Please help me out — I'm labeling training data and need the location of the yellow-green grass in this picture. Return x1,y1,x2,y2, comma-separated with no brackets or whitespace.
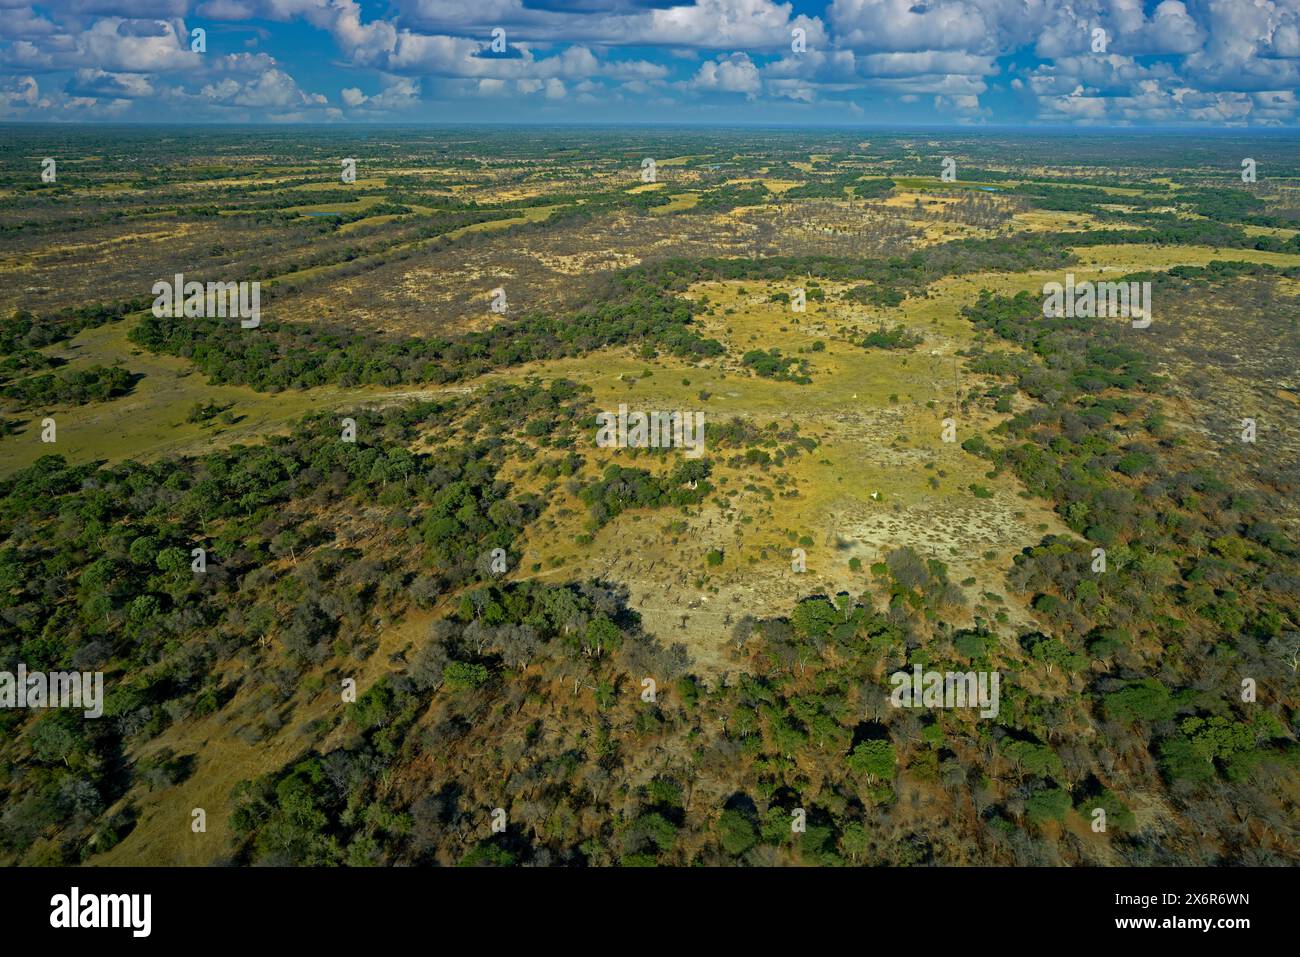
760,179,803,194
282,177,387,191
284,195,387,216
0,317,453,479
492,278,1070,664
722,176,802,195
890,176,1158,198
1070,243,1300,271
83,182,144,193
174,170,318,190
1034,181,1153,197
1011,209,1112,233
889,176,1008,191
337,213,407,233
1243,224,1299,240
650,192,701,214
444,204,561,238
875,246,1300,330
91,607,438,865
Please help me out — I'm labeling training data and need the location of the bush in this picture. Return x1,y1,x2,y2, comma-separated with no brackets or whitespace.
1025,787,1071,826
443,661,490,691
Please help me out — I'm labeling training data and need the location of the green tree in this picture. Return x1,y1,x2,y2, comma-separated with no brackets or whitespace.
717,809,757,856
1025,787,1071,826
847,739,896,783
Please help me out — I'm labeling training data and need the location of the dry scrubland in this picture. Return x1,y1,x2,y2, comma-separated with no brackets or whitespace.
505,277,1071,671
6,159,1300,670
2,128,1298,867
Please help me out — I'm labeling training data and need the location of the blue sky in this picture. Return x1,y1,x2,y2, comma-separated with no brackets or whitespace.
2,1,1298,126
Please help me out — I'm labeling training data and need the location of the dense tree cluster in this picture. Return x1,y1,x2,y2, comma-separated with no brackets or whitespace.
1,364,136,410
2,126,1298,867
742,348,812,384
130,271,723,392
0,382,602,863
860,324,923,350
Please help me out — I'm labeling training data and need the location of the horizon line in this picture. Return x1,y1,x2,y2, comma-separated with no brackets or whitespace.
1,120,1298,135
